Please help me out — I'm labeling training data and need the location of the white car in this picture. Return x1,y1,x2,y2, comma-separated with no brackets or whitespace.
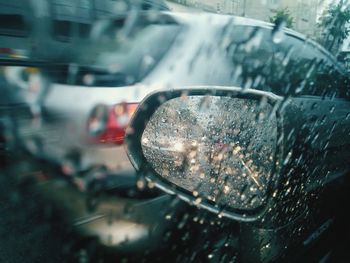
11,11,253,177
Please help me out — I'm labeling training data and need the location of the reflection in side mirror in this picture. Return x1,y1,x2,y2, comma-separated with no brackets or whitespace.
127,86,350,225
141,96,277,211
126,88,284,221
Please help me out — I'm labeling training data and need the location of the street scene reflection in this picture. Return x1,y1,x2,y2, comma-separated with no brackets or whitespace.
1,0,350,262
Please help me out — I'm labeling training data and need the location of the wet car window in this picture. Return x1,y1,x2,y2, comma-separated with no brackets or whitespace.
218,24,350,98
46,23,180,86
1,1,350,263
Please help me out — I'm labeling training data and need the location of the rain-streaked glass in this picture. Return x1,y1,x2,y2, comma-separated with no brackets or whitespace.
141,96,277,210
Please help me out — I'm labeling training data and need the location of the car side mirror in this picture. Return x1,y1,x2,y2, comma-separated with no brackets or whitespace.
125,87,350,223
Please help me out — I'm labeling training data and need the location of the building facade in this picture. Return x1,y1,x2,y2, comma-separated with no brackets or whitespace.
171,0,327,38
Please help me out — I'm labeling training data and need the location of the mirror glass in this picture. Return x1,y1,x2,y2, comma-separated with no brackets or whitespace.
141,95,277,210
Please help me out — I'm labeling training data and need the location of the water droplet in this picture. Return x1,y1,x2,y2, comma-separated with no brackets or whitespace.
147,181,155,189
136,178,146,189
194,197,202,205
223,185,230,194
272,20,286,44
165,214,172,220
346,113,350,120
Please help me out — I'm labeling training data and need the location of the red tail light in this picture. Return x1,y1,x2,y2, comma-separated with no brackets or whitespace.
0,47,28,59
87,102,138,145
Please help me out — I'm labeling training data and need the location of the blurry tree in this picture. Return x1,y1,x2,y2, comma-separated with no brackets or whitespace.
318,0,350,53
269,8,295,29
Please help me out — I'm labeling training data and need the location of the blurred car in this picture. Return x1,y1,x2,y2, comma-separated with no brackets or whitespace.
19,10,350,176
124,14,350,263
0,0,170,174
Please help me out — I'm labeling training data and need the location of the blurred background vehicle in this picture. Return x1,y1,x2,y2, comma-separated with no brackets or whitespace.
0,0,171,174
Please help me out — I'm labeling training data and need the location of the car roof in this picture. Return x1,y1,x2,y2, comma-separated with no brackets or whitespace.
167,11,345,74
